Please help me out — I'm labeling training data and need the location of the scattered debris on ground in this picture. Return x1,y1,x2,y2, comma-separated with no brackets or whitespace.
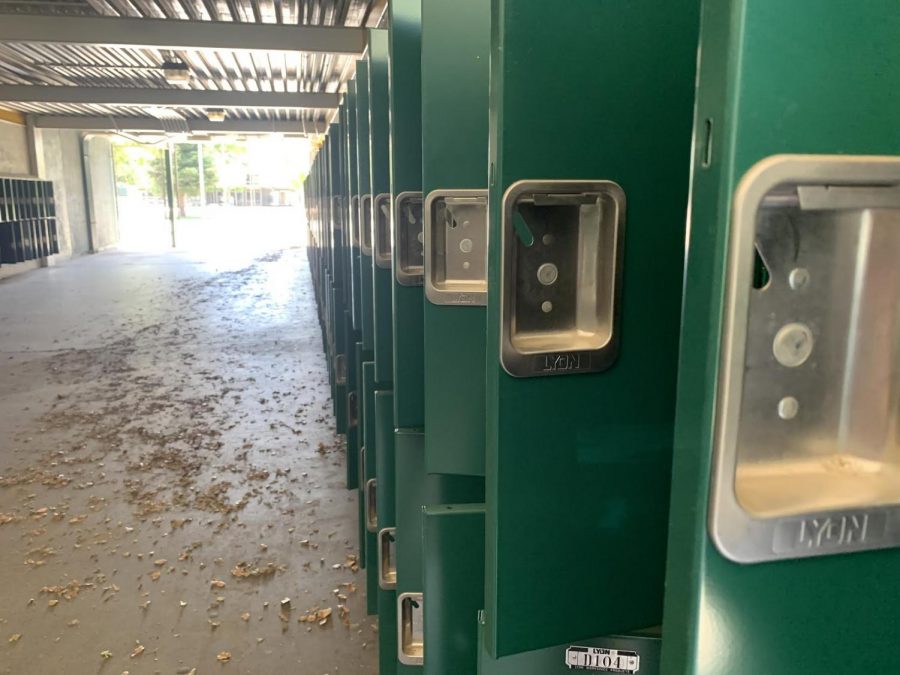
0,249,377,674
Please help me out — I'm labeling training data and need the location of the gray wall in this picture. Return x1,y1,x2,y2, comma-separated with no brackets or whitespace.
0,119,41,280
38,128,90,256
84,136,119,251
0,123,119,279
0,119,28,175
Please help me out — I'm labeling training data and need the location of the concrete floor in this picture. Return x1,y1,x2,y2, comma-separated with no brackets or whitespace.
0,244,377,674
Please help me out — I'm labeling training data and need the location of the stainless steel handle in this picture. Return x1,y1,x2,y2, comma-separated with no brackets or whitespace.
373,192,393,269
347,390,358,428
350,195,360,247
395,191,424,286
331,195,344,231
378,527,396,590
334,353,346,386
397,592,424,665
423,189,489,306
365,478,377,533
499,179,626,378
359,194,373,256
359,445,366,486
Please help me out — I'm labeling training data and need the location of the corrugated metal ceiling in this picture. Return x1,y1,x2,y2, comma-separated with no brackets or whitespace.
0,0,382,129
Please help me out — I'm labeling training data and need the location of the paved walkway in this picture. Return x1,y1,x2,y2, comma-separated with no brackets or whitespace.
0,243,376,674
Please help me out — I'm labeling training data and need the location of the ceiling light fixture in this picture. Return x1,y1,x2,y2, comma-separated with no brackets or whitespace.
161,60,191,85
206,109,226,123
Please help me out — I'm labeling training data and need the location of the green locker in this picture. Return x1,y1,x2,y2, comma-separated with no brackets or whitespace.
484,0,700,657
362,360,378,616
414,0,493,670
356,55,378,597
479,626,661,675
389,0,426,430
375,391,398,675
344,314,359,491
329,115,349,436
368,28,394,389
423,505,486,675
355,344,365,566
421,0,490,478
356,59,375,354
344,83,362,493
394,0,496,672
346,78,364,335
395,433,484,671
662,4,900,674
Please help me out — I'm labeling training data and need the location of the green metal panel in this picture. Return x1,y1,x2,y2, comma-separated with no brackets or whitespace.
380,587,399,675
395,433,486,590
344,321,359,490
353,344,364,556
356,59,375,352
484,0,699,656
661,4,900,674
420,0,490,477
346,79,363,333
389,0,425,428
368,28,394,387
395,433,485,673
479,626,661,675
423,504,485,675
362,361,378,615
332,114,349,436
375,390,397,526
332,287,347,435
375,390,398,675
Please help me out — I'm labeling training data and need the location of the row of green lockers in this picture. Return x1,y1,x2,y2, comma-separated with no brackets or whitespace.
0,177,61,264
305,1,900,674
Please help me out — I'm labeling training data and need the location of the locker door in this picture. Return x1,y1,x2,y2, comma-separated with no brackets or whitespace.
484,0,700,657
662,4,900,674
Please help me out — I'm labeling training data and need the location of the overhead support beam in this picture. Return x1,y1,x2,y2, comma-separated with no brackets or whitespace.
32,114,328,135
0,85,339,110
0,14,367,55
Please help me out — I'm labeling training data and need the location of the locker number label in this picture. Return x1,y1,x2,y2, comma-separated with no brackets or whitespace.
565,646,640,673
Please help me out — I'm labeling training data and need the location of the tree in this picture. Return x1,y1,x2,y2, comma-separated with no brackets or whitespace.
113,142,161,191
147,144,218,217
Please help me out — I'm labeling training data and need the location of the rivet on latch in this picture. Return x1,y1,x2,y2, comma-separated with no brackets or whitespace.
788,268,810,290
537,263,558,286
778,396,799,420
541,301,553,313
459,238,473,253
772,322,814,367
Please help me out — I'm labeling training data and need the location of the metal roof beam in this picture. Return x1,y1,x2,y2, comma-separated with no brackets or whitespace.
33,114,327,134
0,84,339,109
0,14,367,55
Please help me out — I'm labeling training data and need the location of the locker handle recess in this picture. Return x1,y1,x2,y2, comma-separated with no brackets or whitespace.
500,180,626,377
347,391,358,428
359,446,366,504
378,527,396,589
334,353,347,386
710,154,900,564
397,592,424,665
365,478,377,533
374,193,393,269
331,195,344,231
395,191,424,286
360,194,373,256
424,189,489,306
350,195,360,247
